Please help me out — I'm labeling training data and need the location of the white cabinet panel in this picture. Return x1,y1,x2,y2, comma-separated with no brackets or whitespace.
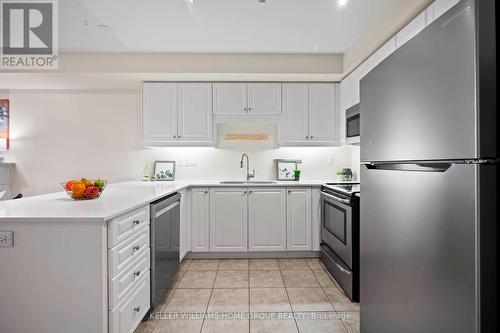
109,272,150,333
309,84,337,142
426,0,461,25
210,188,248,252
247,83,282,114
286,188,312,251
108,206,149,248
248,188,286,252
311,188,322,252
282,83,309,143
177,83,212,142
191,188,210,252
213,83,247,114
142,83,177,144
358,37,397,82
396,11,427,48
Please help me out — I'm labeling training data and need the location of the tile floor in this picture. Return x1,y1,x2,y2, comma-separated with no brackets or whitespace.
135,258,360,333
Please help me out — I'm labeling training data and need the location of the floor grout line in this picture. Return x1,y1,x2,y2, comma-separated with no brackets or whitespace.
278,259,302,333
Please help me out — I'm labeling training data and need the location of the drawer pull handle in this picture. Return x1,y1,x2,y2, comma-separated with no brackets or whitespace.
133,270,141,277
133,220,140,225
133,306,141,313
132,245,140,252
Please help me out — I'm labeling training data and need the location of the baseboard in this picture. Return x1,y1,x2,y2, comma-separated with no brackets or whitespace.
185,251,321,259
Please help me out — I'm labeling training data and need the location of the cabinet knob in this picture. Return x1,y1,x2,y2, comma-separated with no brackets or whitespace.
306,136,309,139
133,245,140,252
288,190,291,194
310,136,314,139
244,191,248,194
133,220,140,225
248,107,251,111
173,135,176,138
178,135,181,138
204,190,208,194
133,270,141,277
248,190,253,194
133,306,141,313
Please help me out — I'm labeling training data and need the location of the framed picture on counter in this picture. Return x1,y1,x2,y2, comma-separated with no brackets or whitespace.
275,159,302,181
154,161,175,181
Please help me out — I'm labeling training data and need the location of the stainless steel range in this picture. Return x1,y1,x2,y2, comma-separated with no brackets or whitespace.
320,183,360,302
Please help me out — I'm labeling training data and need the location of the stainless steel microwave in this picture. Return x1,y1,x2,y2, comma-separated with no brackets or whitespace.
345,104,360,145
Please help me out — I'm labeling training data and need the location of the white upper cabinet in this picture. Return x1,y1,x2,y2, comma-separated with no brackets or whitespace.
143,83,177,144
248,188,286,252
213,83,282,115
282,83,309,142
191,188,210,253
309,84,337,142
213,83,247,114
247,83,282,114
358,37,397,82
396,11,427,48
286,188,312,251
209,188,248,252
177,83,212,142
142,82,213,146
426,0,461,25
282,83,338,146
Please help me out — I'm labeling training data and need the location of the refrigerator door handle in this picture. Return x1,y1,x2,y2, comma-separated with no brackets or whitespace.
364,162,452,172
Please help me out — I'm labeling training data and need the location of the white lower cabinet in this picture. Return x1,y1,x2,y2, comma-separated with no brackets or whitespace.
286,188,312,251
210,188,248,252
248,188,286,251
109,271,151,333
191,188,210,252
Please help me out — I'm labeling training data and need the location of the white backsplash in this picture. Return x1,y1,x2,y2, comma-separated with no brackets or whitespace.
3,91,360,196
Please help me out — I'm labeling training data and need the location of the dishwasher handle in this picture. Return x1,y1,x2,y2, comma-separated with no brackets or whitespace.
155,201,180,218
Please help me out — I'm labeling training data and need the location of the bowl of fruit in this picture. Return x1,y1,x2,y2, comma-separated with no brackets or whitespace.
61,178,107,200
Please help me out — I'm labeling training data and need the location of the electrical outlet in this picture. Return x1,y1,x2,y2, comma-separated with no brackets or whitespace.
327,156,335,166
0,231,14,247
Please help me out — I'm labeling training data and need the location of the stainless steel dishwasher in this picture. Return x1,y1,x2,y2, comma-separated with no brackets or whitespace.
150,192,181,310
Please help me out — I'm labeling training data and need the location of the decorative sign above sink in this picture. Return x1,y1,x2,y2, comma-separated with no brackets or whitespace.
217,123,278,148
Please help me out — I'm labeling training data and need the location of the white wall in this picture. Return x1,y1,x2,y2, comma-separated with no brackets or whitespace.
3,91,359,197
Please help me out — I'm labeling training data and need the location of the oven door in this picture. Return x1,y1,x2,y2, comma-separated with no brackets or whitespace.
321,191,352,268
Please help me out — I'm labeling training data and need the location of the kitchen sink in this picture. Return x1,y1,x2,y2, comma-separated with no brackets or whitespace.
220,180,276,184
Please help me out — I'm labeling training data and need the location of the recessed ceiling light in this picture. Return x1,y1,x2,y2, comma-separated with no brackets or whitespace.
258,0,266,3
337,0,348,6
97,24,113,33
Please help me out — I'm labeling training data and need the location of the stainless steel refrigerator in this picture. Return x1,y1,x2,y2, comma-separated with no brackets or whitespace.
360,0,497,332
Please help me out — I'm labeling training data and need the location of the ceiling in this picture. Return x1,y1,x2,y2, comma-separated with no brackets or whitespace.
59,0,396,54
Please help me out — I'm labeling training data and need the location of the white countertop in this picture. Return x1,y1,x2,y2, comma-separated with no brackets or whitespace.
0,180,328,221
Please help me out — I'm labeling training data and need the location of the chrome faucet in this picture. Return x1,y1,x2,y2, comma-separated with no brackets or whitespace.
240,153,255,181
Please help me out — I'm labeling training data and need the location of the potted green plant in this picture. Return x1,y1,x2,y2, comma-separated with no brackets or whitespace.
336,168,353,182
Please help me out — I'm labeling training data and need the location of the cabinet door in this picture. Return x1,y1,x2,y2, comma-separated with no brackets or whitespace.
248,188,286,251
210,188,248,252
358,37,397,82
426,0,461,25
191,188,210,252
213,83,247,114
177,83,213,142
309,84,337,142
142,83,177,144
282,83,309,143
396,11,427,48
247,83,282,114
287,188,312,251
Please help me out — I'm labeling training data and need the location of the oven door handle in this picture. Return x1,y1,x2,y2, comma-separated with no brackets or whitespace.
321,191,351,205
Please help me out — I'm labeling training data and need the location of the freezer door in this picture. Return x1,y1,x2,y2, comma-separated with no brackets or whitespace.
360,163,477,333
360,0,478,162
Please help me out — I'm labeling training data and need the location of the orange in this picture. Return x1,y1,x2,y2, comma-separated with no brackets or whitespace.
71,182,86,198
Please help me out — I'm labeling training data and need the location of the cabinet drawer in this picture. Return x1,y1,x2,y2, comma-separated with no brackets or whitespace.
109,226,150,278
109,271,150,333
108,206,150,248
109,249,150,309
